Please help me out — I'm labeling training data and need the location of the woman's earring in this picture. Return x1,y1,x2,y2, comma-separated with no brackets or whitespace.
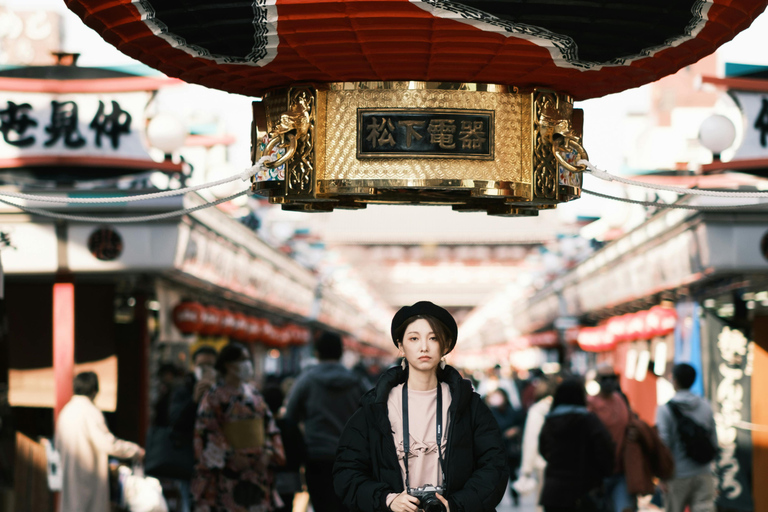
439,357,446,370
401,358,408,370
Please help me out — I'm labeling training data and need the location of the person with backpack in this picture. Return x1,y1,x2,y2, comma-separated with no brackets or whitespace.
655,363,718,512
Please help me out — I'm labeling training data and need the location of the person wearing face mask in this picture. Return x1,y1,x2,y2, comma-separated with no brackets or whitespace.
333,301,508,512
151,346,218,512
192,343,286,512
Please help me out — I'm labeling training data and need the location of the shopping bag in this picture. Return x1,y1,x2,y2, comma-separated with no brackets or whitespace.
120,464,169,512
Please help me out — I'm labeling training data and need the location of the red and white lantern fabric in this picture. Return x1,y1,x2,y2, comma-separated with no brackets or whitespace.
232,313,250,340
577,325,616,353
218,310,237,337
199,306,223,336
172,301,205,334
65,0,767,100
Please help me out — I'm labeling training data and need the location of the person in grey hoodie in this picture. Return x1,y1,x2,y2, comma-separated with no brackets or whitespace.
285,330,368,512
656,363,718,512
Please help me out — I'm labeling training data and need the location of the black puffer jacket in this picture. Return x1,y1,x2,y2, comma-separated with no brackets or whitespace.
538,406,614,509
333,365,508,512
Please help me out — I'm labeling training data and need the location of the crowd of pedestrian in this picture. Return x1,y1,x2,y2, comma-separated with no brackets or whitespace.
49,301,719,512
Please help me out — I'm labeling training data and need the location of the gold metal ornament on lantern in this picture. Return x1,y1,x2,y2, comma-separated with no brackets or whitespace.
251,82,586,216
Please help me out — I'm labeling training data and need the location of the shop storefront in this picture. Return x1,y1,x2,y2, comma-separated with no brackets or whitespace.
0,63,391,448
513,201,768,510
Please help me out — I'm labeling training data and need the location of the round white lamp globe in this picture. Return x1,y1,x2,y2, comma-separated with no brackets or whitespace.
698,114,736,156
146,114,187,155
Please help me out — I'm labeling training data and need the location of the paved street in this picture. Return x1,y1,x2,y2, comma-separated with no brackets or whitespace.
497,486,538,512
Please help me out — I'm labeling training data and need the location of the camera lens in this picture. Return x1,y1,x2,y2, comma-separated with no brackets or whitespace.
422,497,445,512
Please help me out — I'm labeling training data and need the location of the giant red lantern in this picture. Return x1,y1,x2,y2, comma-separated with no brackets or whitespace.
172,301,205,334
64,0,766,100
65,0,767,215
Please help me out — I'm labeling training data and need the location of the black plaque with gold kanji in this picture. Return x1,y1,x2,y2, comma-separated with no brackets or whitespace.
357,109,494,159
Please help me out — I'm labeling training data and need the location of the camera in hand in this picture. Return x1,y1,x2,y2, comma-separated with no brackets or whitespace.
408,485,446,512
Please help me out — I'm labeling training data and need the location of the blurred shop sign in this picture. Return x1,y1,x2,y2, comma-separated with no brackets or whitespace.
0,222,179,274
706,312,754,510
9,355,118,411
0,9,61,66
731,90,768,160
175,223,315,317
0,90,152,165
577,230,698,314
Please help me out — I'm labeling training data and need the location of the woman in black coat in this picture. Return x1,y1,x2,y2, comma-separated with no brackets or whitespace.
538,378,614,512
333,301,508,512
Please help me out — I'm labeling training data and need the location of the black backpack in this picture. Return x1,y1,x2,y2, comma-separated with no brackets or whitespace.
667,401,718,464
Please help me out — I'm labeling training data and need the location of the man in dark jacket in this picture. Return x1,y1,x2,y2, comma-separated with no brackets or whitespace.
539,377,615,511
165,345,217,512
285,331,367,512
333,364,509,512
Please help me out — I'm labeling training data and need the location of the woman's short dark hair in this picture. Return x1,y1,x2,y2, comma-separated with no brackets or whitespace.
73,371,99,396
672,363,697,389
392,314,452,356
551,377,587,409
215,343,249,375
192,345,218,364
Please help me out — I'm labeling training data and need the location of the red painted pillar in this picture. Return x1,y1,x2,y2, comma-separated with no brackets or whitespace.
53,283,75,423
136,293,150,446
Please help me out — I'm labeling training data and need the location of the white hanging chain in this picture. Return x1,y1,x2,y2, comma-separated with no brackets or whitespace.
0,156,271,204
0,190,248,223
582,189,768,211
581,160,768,198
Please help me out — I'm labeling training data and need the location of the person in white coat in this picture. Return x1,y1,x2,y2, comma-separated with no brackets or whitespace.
55,371,144,512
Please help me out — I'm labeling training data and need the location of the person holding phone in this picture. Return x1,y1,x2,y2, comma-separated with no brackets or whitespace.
333,301,508,512
165,346,218,512
192,343,286,512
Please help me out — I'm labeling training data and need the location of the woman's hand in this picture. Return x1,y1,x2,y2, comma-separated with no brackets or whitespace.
435,493,450,512
389,491,420,512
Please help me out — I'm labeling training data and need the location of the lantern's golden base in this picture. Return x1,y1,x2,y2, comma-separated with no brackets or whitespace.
251,82,583,216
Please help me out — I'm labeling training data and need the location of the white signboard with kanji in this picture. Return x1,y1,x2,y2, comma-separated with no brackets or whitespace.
730,90,768,160
0,91,152,163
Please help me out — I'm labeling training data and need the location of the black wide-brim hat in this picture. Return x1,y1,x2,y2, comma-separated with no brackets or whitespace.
391,301,458,353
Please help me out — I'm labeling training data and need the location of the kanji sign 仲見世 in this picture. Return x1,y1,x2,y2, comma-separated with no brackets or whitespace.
0,99,131,149
0,91,151,165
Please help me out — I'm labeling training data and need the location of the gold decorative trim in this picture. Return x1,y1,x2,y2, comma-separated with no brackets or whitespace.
251,82,582,215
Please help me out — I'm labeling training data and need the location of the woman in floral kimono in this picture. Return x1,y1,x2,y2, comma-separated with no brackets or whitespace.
192,343,285,512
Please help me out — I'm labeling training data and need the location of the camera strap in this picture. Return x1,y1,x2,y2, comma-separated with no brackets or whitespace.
402,381,446,491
